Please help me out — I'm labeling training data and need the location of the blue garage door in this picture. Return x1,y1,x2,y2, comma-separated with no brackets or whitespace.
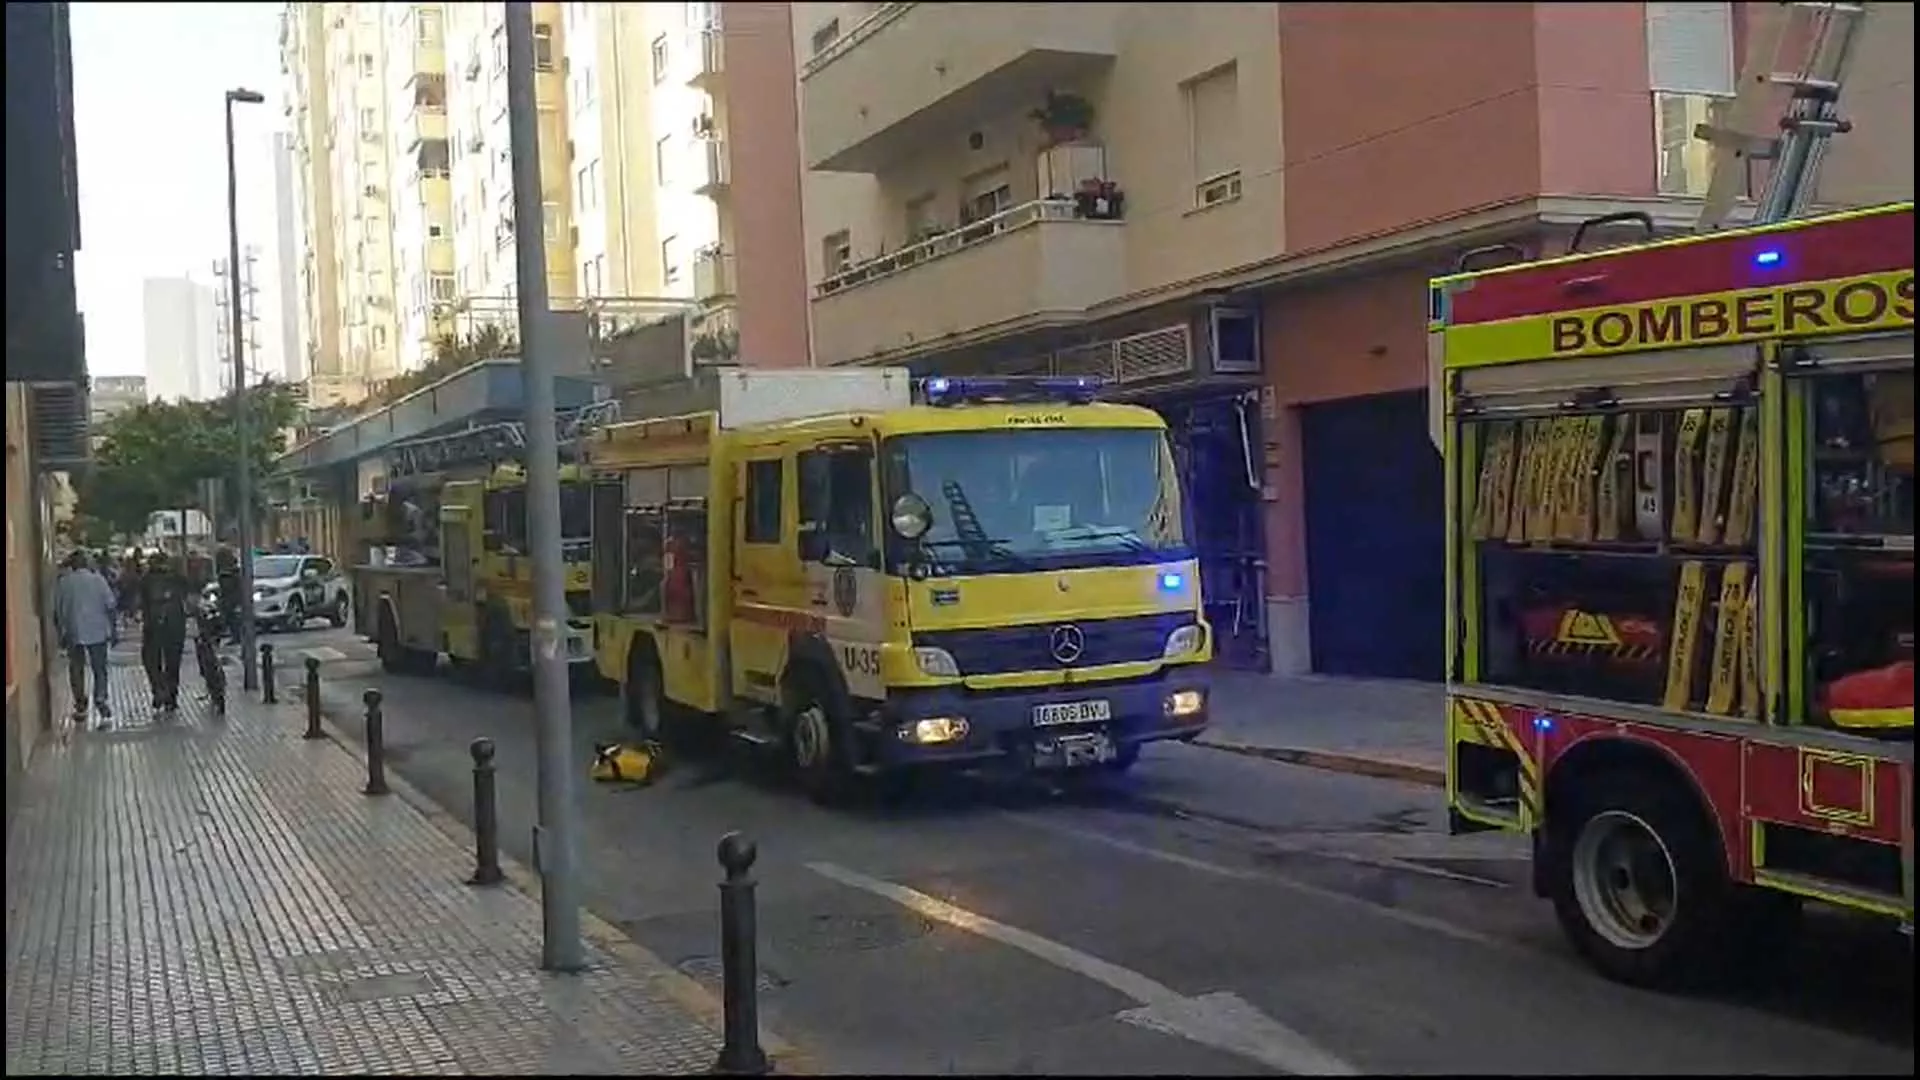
1301,391,1445,680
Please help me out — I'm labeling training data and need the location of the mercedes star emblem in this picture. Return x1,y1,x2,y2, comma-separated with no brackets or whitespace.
1049,624,1085,665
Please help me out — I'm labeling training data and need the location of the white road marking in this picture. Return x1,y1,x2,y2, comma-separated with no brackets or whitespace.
301,646,348,663
805,860,1358,1076
1002,812,1513,952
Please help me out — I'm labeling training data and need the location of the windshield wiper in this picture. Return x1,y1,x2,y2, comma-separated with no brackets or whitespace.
1041,525,1156,554
919,536,1036,570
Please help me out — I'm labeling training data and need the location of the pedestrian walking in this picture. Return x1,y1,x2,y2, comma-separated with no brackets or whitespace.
138,552,193,712
52,549,118,728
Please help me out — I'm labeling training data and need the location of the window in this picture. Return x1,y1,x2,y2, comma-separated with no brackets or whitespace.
798,448,877,566
533,23,557,72
744,460,784,544
358,53,375,77
651,34,670,83
1647,3,1735,197
429,272,456,303
822,230,852,276
661,234,682,285
544,201,563,243
905,193,938,239
581,65,595,105
428,221,445,238
687,2,717,30
581,258,601,297
1186,64,1242,205
961,165,1011,225
810,18,841,55
654,136,673,185
417,8,442,44
372,325,387,349
359,106,376,130
594,254,607,294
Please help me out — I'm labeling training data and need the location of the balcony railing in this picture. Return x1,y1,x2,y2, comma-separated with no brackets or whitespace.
802,3,915,79
814,197,1118,298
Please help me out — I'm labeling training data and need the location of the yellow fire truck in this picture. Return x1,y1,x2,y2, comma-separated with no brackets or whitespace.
1432,199,1914,986
355,408,611,680
586,369,1212,800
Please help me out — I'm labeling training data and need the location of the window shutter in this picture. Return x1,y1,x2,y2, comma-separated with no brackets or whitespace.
1646,2,1734,95
1189,67,1241,181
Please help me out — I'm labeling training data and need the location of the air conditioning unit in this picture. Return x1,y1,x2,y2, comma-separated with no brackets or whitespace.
1197,172,1242,208
32,382,90,470
692,114,716,138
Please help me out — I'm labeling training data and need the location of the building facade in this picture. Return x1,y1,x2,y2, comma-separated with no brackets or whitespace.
271,132,306,385
794,1,1914,679
281,2,348,406
88,375,148,434
384,2,455,372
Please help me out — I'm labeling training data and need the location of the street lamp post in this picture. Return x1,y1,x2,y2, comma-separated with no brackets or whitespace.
225,86,266,691
504,2,584,972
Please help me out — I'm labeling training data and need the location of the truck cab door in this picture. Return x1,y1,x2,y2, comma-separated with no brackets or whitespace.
441,481,481,661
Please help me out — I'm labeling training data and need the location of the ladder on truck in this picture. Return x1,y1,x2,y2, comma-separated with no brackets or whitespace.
1695,0,1875,231
385,398,622,480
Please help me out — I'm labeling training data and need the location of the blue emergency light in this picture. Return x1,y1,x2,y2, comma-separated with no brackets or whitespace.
921,375,1104,407
1753,248,1784,268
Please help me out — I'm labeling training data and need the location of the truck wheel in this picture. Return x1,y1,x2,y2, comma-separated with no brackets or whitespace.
377,605,405,674
1549,773,1733,988
786,669,855,805
624,648,680,745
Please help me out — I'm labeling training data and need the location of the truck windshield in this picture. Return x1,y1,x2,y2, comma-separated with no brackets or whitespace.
884,427,1187,573
560,481,593,541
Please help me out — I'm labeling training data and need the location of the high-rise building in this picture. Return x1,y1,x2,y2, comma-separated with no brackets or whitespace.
281,3,347,406
140,277,218,403
384,3,455,373
325,3,401,389
271,131,305,385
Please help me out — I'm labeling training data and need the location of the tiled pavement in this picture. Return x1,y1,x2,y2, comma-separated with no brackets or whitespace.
4,643,727,1076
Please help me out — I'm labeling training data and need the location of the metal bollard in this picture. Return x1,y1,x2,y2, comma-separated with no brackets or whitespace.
467,738,504,887
260,642,277,704
303,657,324,740
362,688,390,796
713,832,769,1076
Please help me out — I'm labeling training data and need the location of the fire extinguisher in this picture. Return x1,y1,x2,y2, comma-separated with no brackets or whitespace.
662,528,695,623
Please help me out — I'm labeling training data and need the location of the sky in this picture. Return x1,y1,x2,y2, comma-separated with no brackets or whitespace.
71,2,288,381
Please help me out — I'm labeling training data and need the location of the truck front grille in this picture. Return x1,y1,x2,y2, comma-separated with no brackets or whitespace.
913,612,1186,676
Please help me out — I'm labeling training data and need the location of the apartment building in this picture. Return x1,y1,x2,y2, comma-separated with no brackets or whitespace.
140,277,219,403
326,4,402,388
443,1,575,313
384,2,455,372
793,1,1913,680
280,3,346,406
556,3,810,374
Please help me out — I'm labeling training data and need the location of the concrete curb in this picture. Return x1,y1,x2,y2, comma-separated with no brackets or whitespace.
282,680,815,1075
1195,735,1446,789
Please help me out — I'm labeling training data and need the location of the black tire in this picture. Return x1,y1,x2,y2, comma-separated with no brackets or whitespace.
784,666,857,805
623,644,675,743
281,596,306,632
481,607,518,688
377,604,406,674
327,593,349,628
1547,771,1735,989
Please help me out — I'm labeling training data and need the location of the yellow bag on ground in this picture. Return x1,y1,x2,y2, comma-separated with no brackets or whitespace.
590,741,664,785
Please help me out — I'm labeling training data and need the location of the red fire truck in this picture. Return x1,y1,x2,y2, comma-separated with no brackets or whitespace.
1430,198,1912,986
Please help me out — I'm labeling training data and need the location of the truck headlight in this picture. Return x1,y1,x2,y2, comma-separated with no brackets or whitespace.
912,646,960,678
1162,624,1205,659
899,716,969,745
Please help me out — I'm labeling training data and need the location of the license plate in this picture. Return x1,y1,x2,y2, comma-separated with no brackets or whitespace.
1032,699,1111,727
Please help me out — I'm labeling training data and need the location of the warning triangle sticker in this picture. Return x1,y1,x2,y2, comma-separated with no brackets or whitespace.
1557,610,1622,647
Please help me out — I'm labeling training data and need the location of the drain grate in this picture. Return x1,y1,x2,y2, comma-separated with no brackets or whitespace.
326,970,443,1004
675,955,786,992
764,909,938,955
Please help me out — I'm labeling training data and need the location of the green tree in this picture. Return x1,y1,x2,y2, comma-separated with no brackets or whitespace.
77,381,302,542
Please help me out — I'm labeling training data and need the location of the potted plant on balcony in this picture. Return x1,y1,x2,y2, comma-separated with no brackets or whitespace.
1029,89,1095,146
690,325,741,366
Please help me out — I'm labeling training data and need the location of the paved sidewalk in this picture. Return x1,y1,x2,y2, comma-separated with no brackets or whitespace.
1198,672,1446,786
4,643,729,1076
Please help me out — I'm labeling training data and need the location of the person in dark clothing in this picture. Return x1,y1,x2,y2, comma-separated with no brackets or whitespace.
139,553,193,711
214,546,244,641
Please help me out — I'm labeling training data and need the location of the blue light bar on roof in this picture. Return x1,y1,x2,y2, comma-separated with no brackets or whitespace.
921,375,1104,407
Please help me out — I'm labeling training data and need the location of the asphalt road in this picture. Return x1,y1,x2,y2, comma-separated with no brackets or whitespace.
298,630,1913,1076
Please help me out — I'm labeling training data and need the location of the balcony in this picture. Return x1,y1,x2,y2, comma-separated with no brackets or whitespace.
811,198,1124,364
685,27,722,89
693,245,735,304
801,2,1119,173
691,138,730,197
